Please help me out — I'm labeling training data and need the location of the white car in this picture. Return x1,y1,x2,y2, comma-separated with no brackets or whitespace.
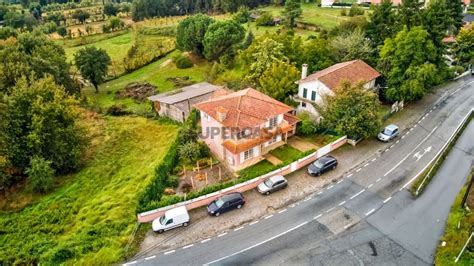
378,124,399,142
152,206,189,233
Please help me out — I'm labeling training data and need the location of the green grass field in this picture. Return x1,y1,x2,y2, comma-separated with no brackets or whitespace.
0,116,179,264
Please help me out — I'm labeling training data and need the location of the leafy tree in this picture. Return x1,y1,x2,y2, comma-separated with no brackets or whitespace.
104,2,118,17
330,29,373,63
445,0,464,33
0,5,8,21
0,32,75,94
46,12,65,26
176,14,215,57
0,27,17,40
257,60,300,103
398,0,423,29
255,11,274,26
4,11,25,29
328,16,368,37
72,9,90,24
348,4,364,17
283,0,302,28
301,37,334,73
203,20,245,61
57,26,68,38
453,27,474,65
26,157,54,193
74,47,111,93
365,0,398,49
240,37,287,84
379,26,440,101
317,82,382,139
421,0,450,59
178,142,202,162
2,76,88,173
233,6,250,24
296,112,318,136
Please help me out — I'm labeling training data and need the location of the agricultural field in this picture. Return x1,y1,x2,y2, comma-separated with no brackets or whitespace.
0,116,179,264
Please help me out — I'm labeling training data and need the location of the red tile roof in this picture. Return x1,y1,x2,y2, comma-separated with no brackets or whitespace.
298,60,380,90
195,88,293,130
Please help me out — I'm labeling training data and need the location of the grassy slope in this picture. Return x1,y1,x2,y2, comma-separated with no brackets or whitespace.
0,116,179,264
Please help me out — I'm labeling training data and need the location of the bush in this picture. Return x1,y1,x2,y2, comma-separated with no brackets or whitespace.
233,6,250,24
173,54,193,69
167,175,179,188
26,157,54,193
340,9,347,16
178,142,202,162
106,104,130,116
256,12,274,26
297,112,318,135
348,4,365,17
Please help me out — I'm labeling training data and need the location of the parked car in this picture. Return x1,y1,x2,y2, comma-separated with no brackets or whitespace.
307,155,338,176
378,124,399,142
257,175,288,195
207,192,245,217
152,206,189,233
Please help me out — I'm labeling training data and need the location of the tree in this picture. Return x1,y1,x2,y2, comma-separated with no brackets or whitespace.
0,27,17,40
348,4,364,17
445,0,464,33
257,60,300,103
283,0,302,28
330,29,373,63
57,26,68,38
365,0,398,49
296,112,318,136
453,27,474,65
104,2,118,17
74,47,111,93
379,26,440,101
421,0,450,59
317,82,382,139
72,9,90,24
301,37,334,73
26,157,54,193
2,76,88,173
176,14,215,57
255,11,274,26
203,20,245,61
398,0,423,29
232,6,250,24
4,11,25,29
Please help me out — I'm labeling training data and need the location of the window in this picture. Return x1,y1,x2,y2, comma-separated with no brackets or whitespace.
311,91,316,101
267,136,278,146
303,88,308,98
203,113,210,121
268,116,278,128
301,102,306,108
243,148,254,161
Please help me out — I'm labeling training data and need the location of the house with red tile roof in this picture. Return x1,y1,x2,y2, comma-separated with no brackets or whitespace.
195,88,299,171
294,59,380,118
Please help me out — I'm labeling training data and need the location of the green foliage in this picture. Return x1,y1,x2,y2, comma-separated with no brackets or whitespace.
0,26,17,40
173,53,193,69
255,11,274,26
330,29,373,63
283,0,302,28
453,27,474,65
445,0,464,33
301,37,334,73
203,20,245,61
178,142,203,162
103,17,125,33
176,14,215,57
2,76,88,174
71,9,90,24
365,0,398,49
297,112,318,136
317,82,382,139
26,157,54,193
104,2,118,17
257,60,300,103
348,4,364,17
57,26,68,38
233,6,251,24
74,46,111,92
0,31,75,94
398,0,423,29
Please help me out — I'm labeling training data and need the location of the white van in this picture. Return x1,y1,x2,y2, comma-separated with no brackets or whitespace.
152,206,190,233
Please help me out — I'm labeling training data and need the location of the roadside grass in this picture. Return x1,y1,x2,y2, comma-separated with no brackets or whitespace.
410,112,473,196
270,144,305,163
0,116,179,265
435,169,473,265
299,134,342,148
83,50,211,113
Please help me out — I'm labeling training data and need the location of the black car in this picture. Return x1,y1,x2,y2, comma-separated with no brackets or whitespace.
307,155,338,176
207,192,245,217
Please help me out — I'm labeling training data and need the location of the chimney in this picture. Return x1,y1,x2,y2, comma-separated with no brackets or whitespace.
301,64,308,80
216,106,228,122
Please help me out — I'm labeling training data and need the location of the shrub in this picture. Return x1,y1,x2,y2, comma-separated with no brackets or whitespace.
297,112,318,136
340,9,347,16
256,12,274,26
178,142,202,162
348,4,365,17
106,104,130,116
233,6,251,24
167,175,179,188
26,157,54,193
173,54,193,69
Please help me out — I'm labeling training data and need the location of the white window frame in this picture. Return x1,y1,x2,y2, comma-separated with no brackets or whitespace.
268,117,278,128
243,148,254,161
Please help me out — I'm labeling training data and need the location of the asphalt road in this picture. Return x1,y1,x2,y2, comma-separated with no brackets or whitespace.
129,76,474,266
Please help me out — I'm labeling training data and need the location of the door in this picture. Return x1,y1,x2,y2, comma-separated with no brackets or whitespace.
165,218,175,230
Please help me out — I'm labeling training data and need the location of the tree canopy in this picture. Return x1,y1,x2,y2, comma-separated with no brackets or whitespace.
203,20,245,61
257,60,300,103
365,0,398,49
176,14,215,57
453,27,474,65
283,0,302,28
74,47,111,93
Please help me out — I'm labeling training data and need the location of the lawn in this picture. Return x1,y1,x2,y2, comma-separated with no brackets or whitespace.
270,144,305,163
0,116,179,265
84,50,211,114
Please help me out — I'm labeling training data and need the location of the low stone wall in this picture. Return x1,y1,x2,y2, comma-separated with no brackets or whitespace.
137,136,347,223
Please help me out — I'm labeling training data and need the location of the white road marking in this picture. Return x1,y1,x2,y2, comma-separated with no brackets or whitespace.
326,207,335,213
145,255,156,260
264,214,274,220
304,197,311,201
183,244,194,249
249,221,259,226
371,158,376,162
317,191,323,195
384,126,438,177
327,185,334,190
383,197,392,203
314,214,323,220
164,250,176,255
356,168,362,172
201,238,211,243
278,209,287,214
368,184,374,188
350,189,365,199
204,221,309,265
401,135,405,139
364,163,369,167
344,223,353,229
217,232,228,237
127,261,137,265
396,140,400,144
339,201,346,206
337,180,343,184
365,209,376,216
414,124,418,128
234,226,244,232
347,173,353,178
406,131,410,135
376,178,382,183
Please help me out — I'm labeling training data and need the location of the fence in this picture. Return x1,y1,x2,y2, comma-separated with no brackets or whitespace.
137,136,347,223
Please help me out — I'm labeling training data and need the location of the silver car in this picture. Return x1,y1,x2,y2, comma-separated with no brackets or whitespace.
257,175,288,195
378,124,399,142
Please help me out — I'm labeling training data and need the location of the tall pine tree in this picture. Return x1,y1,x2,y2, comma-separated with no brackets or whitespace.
398,0,423,29
365,0,398,48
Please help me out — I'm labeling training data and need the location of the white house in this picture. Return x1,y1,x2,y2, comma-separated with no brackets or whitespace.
294,59,380,118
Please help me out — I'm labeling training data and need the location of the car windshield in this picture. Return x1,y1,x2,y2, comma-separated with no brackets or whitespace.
264,179,273,187
215,198,225,208
314,160,324,168
159,215,167,225
383,128,393,135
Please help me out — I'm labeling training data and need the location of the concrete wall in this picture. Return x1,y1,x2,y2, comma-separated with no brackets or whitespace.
137,136,348,223
156,92,216,123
